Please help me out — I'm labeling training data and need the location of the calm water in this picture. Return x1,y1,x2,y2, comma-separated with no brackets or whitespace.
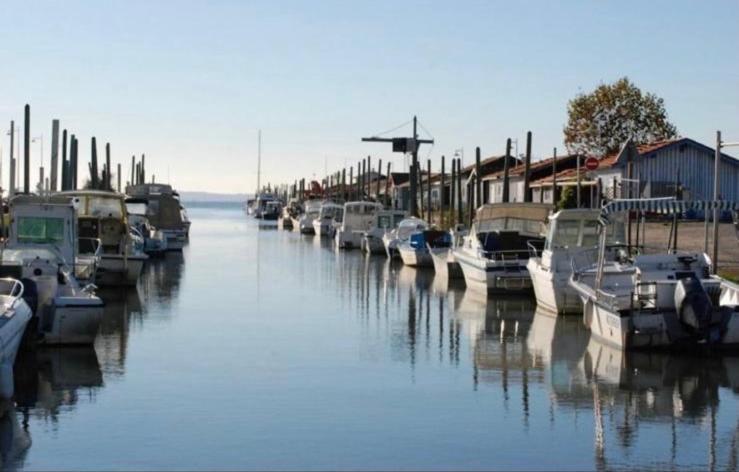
2,203,738,470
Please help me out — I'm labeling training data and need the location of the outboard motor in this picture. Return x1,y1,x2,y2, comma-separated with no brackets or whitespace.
674,276,720,341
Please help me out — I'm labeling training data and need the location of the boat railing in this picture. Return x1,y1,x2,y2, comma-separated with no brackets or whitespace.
79,237,102,257
481,248,529,262
0,278,25,309
527,240,545,258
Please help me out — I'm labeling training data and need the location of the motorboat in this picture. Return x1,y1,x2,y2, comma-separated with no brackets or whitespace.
1,195,103,345
429,224,466,280
262,200,282,221
58,190,148,286
453,203,552,293
279,198,301,230
398,230,449,267
312,202,343,237
569,198,739,351
527,209,625,314
382,217,428,259
126,183,190,250
125,198,168,256
298,200,321,234
335,202,383,249
0,278,32,370
362,209,407,254
252,193,277,219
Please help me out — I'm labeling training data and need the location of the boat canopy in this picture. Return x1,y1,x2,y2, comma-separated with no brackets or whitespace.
599,199,739,224
396,217,428,239
545,209,625,250
475,203,553,236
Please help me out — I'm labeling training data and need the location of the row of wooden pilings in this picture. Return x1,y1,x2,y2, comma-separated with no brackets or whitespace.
5,104,152,196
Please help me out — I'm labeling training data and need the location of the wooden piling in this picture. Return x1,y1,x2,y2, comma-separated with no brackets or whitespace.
90,137,99,189
105,143,111,190
24,104,30,194
503,139,511,203
523,131,532,203
426,159,431,224
553,148,558,205
456,158,463,225
475,147,481,207
8,121,15,196
376,158,382,201
367,156,372,200
117,163,122,193
440,155,445,228
61,129,68,191
71,135,78,190
141,154,146,184
450,157,456,225
50,119,59,192
385,162,391,208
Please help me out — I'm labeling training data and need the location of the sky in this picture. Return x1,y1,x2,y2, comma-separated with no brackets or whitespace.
0,0,737,194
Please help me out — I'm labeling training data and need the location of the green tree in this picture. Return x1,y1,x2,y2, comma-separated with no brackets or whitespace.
564,77,678,156
557,186,577,210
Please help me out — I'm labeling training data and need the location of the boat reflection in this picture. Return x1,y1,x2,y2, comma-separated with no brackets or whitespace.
0,399,31,470
13,347,103,419
139,251,186,302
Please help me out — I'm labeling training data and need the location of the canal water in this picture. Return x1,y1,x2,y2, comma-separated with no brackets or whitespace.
3,203,738,470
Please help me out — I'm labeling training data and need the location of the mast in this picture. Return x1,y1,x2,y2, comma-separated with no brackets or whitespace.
256,129,262,195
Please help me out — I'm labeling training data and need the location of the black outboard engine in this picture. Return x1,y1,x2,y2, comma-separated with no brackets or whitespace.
674,276,720,342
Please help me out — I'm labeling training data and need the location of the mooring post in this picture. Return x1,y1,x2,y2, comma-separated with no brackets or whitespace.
24,104,30,194
8,121,15,196
141,154,146,184
426,158,432,224
50,119,59,192
503,139,512,203
71,135,78,190
450,157,456,225
90,137,99,189
367,156,372,200
117,163,122,192
440,155,445,229
409,116,419,217
712,130,721,274
105,143,111,190
385,162,391,208
376,158,382,200
457,158,463,225
467,179,474,227
417,163,424,217
61,129,68,191
475,147,481,207
553,148,558,206
523,131,532,203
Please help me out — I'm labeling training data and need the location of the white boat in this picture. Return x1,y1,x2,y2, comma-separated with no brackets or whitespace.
382,217,428,259
362,209,407,254
398,229,449,267
126,183,190,250
58,190,148,286
252,193,277,219
335,202,382,249
0,279,33,370
569,198,739,351
453,203,552,293
313,202,344,237
3,195,103,345
527,209,625,314
125,198,168,256
299,200,322,234
429,224,466,280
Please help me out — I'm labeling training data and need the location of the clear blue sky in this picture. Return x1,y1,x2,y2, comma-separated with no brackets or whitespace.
1,0,737,193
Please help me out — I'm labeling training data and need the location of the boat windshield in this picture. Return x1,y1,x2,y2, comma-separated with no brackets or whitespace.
377,214,395,229
545,218,625,250
1,247,63,264
16,216,66,245
77,196,124,219
477,217,544,236
126,202,148,216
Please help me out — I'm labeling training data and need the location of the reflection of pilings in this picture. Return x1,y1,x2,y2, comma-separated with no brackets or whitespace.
438,296,444,364
407,287,416,370
593,382,607,472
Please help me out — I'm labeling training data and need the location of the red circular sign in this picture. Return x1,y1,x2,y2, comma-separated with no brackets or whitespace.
584,157,599,171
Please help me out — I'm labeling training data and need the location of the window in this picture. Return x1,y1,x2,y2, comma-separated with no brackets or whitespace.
17,217,66,244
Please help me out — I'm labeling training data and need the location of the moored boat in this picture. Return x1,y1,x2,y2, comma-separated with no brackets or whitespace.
383,217,428,259
453,203,551,293
335,201,383,250
362,209,407,254
569,198,739,351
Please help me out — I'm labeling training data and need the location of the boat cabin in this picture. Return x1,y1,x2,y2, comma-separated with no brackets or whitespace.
472,203,552,260
58,191,129,255
341,202,383,231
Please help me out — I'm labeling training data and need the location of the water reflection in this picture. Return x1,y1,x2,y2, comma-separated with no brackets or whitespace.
0,399,31,470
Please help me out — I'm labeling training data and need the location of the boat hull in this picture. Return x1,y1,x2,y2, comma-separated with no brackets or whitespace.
97,254,147,286
336,230,362,250
454,250,532,293
362,235,386,255
398,247,433,267
527,259,582,314
429,248,463,279
0,300,32,368
39,299,104,345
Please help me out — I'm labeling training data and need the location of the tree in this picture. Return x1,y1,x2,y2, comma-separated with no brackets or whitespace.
564,77,678,156
557,185,577,210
